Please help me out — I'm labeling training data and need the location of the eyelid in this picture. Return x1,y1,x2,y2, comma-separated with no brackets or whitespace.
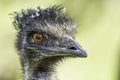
27,30,50,41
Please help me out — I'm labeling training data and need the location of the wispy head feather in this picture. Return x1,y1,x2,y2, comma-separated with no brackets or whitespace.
13,5,76,38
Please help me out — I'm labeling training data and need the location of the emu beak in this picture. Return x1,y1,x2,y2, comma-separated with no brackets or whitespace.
60,37,87,57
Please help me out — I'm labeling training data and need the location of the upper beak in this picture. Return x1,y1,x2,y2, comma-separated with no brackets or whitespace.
60,37,87,57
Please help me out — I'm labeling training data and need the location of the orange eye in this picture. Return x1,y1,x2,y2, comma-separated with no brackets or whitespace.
33,32,43,43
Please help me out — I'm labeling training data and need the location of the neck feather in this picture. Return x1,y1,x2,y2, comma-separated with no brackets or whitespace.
21,56,62,80
24,70,57,80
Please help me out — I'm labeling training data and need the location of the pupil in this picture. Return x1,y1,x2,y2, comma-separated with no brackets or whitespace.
36,34,42,39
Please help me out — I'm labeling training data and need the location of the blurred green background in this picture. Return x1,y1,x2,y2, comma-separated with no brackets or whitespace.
0,0,119,80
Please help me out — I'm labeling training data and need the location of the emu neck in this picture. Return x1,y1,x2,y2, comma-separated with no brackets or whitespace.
24,70,57,80
21,56,61,80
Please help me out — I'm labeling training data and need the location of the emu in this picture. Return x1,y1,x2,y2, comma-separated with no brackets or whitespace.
13,5,87,80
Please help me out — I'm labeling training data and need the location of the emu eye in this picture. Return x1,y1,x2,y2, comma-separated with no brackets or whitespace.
32,32,43,43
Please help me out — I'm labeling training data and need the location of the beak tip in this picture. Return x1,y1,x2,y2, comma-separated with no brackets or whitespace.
83,53,87,57
79,50,88,58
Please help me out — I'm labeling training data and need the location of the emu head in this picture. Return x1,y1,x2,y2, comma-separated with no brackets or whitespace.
13,6,87,71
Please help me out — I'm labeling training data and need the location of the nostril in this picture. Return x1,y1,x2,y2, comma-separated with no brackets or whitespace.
69,46,77,50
